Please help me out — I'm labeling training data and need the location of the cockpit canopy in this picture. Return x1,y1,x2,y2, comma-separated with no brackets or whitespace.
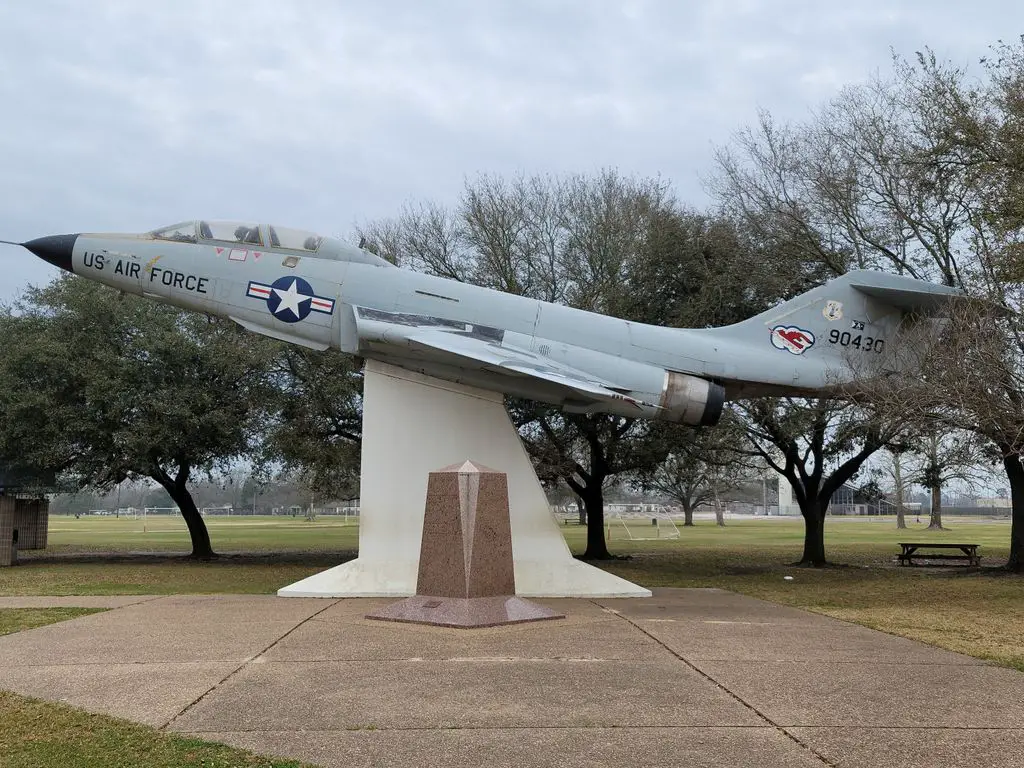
149,220,392,267
151,221,323,252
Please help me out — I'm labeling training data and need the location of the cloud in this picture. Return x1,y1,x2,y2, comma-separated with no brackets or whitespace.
0,0,1018,300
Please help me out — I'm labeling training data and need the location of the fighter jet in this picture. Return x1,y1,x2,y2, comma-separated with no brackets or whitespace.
10,221,961,426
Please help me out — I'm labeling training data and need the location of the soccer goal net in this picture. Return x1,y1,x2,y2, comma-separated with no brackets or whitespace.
605,506,682,541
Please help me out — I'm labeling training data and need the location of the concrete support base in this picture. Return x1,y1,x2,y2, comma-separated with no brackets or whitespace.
278,360,649,598
368,595,564,629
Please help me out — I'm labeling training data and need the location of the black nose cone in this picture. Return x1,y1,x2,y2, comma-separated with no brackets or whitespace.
22,233,79,272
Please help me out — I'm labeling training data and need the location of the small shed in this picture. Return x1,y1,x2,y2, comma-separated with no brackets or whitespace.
0,465,55,566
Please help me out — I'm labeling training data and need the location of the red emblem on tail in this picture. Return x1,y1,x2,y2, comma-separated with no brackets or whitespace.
770,325,815,355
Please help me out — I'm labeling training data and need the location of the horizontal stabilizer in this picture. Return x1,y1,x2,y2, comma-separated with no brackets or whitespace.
847,271,962,311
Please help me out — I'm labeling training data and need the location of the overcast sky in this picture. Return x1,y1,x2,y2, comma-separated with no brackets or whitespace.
0,1,1020,301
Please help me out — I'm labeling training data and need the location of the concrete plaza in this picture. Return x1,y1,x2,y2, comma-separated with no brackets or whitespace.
0,589,1021,767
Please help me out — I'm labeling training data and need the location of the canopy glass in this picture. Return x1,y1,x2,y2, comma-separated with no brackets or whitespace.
151,221,323,252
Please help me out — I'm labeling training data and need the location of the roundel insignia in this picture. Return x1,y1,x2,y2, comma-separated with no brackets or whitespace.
245,276,336,323
266,276,315,323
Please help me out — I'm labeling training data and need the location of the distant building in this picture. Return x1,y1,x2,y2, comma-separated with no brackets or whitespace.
975,496,1012,509
778,478,901,516
1,464,56,567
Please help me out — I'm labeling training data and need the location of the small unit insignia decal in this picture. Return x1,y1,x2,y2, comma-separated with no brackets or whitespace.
823,300,843,322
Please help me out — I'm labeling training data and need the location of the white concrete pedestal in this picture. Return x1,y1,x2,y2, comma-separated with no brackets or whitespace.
278,360,649,598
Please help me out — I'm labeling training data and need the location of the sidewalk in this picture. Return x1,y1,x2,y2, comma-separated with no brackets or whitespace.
1,589,1021,767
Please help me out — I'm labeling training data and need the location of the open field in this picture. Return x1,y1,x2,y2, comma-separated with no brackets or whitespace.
7,514,1024,671
41,511,1012,558
44,514,361,553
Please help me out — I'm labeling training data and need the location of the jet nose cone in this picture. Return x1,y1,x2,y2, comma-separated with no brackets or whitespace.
22,233,79,273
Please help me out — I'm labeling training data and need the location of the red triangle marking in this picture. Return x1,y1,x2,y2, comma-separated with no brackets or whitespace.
216,247,224,255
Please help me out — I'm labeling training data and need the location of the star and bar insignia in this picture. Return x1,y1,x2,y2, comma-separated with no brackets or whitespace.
246,276,335,323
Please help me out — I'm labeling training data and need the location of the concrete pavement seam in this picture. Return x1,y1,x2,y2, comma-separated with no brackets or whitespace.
173,725,785,733
0,594,167,608
783,725,1024,731
597,602,838,768
159,598,340,732
669,658,986,666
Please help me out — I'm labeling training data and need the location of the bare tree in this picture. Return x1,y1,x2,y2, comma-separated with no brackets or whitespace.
878,445,914,529
904,428,987,530
709,44,1024,570
641,423,755,526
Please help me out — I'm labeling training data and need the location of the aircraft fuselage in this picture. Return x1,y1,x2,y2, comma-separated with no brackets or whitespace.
14,223,963,426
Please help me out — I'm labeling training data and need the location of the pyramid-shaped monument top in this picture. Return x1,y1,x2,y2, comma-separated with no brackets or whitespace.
436,460,501,474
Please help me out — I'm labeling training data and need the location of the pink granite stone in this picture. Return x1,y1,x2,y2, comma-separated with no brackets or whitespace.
367,461,564,629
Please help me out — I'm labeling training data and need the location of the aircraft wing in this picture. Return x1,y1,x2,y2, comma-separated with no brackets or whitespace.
402,328,652,412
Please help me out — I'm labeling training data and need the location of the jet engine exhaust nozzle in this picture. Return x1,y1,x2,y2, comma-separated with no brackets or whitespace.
659,372,725,427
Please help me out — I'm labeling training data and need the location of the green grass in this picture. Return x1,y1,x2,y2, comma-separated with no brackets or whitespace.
45,515,360,554
0,607,106,636
5,515,359,595
582,515,1013,562
0,559,338,596
0,691,309,767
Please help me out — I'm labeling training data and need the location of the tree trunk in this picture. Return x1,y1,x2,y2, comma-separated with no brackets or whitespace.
798,501,827,566
158,478,215,559
1001,452,1024,573
714,504,725,527
581,489,611,560
682,502,694,527
576,497,587,525
894,456,906,529
928,485,945,530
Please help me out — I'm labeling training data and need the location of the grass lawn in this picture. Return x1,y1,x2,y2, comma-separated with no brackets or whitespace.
44,514,361,554
0,607,106,636
3,516,359,595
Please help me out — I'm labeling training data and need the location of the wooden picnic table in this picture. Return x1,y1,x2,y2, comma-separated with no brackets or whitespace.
897,542,980,567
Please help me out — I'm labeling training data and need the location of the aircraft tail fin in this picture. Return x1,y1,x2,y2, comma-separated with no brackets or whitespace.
711,270,962,389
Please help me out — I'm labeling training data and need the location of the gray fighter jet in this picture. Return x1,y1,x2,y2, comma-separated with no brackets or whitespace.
10,221,961,426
